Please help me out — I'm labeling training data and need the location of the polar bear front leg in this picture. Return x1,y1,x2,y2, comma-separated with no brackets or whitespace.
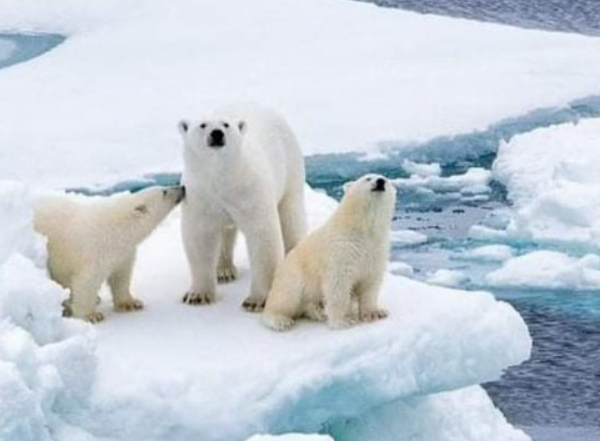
323,276,359,329
240,209,285,312
357,278,388,322
109,253,144,312
182,221,220,305
69,271,105,323
217,226,237,284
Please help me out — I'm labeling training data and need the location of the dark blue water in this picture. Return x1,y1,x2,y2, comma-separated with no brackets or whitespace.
356,0,600,36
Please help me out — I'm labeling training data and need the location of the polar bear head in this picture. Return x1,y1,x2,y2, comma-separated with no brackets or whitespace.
125,186,185,241
341,174,397,225
178,117,247,159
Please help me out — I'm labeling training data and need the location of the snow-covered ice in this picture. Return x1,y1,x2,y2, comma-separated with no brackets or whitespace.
0,182,531,441
2,0,600,186
486,250,600,291
493,118,600,249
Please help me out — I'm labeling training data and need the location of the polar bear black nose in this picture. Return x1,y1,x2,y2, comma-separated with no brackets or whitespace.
208,129,225,148
373,178,386,192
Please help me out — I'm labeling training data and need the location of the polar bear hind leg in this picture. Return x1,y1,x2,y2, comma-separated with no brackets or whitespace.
278,190,308,254
69,270,106,323
217,226,237,284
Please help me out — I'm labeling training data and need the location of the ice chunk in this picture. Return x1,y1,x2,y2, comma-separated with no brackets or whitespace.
329,386,529,441
456,245,514,262
388,261,415,277
493,119,600,248
390,230,428,247
393,168,492,196
402,159,441,177
486,250,600,290
426,269,470,287
246,436,332,441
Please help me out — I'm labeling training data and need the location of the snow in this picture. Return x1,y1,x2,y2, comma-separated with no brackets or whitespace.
2,0,600,187
390,230,428,247
0,182,97,441
426,269,470,288
0,182,531,440
457,245,514,263
486,250,600,291
493,118,600,249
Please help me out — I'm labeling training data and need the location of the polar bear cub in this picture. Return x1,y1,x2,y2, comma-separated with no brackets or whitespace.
179,107,307,311
263,174,396,331
34,186,185,323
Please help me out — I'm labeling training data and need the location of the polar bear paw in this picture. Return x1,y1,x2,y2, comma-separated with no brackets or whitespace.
305,302,327,322
183,291,215,305
327,315,360,330
114,297,144,312
242,295,266,312
217,264,237,284
84,312,105,324
263,313,295,332
360,309,389,322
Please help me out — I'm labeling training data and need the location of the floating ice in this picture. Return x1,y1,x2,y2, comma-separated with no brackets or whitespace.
388,261,415,277
402,159,441,178
246,436,332,441
426,269,470,288
393,168,492,202
456,245,514,263
486,250,600,290
493,119,600,249
390,230,428,247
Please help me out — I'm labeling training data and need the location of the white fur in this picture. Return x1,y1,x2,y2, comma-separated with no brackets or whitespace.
263,174,396,331
34,186,184,322
179,107,307,311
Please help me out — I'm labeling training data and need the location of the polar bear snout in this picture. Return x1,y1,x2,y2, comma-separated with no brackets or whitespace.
372,178,386,192
160,186,185,204
208,129,226,148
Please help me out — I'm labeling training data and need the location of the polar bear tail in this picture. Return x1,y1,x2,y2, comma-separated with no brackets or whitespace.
262,312,296,332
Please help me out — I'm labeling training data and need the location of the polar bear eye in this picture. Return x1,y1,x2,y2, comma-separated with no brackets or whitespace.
200,123,207,129
366,178,372,182
223,122,229,128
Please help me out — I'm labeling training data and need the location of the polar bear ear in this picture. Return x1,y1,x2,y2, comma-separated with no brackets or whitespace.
238,120,247,135
343,181,355,193
178,120,190,136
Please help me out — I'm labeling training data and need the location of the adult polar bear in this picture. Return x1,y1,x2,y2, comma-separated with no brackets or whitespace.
179,107,307,311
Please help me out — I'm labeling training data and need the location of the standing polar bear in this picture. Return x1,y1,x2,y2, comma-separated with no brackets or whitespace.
263,174,396,331
179,107,307,311
34,186,185,322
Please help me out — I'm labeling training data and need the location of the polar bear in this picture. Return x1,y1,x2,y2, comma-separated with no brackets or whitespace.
34,186,185,323
179,107,307,311
263,174,396,331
